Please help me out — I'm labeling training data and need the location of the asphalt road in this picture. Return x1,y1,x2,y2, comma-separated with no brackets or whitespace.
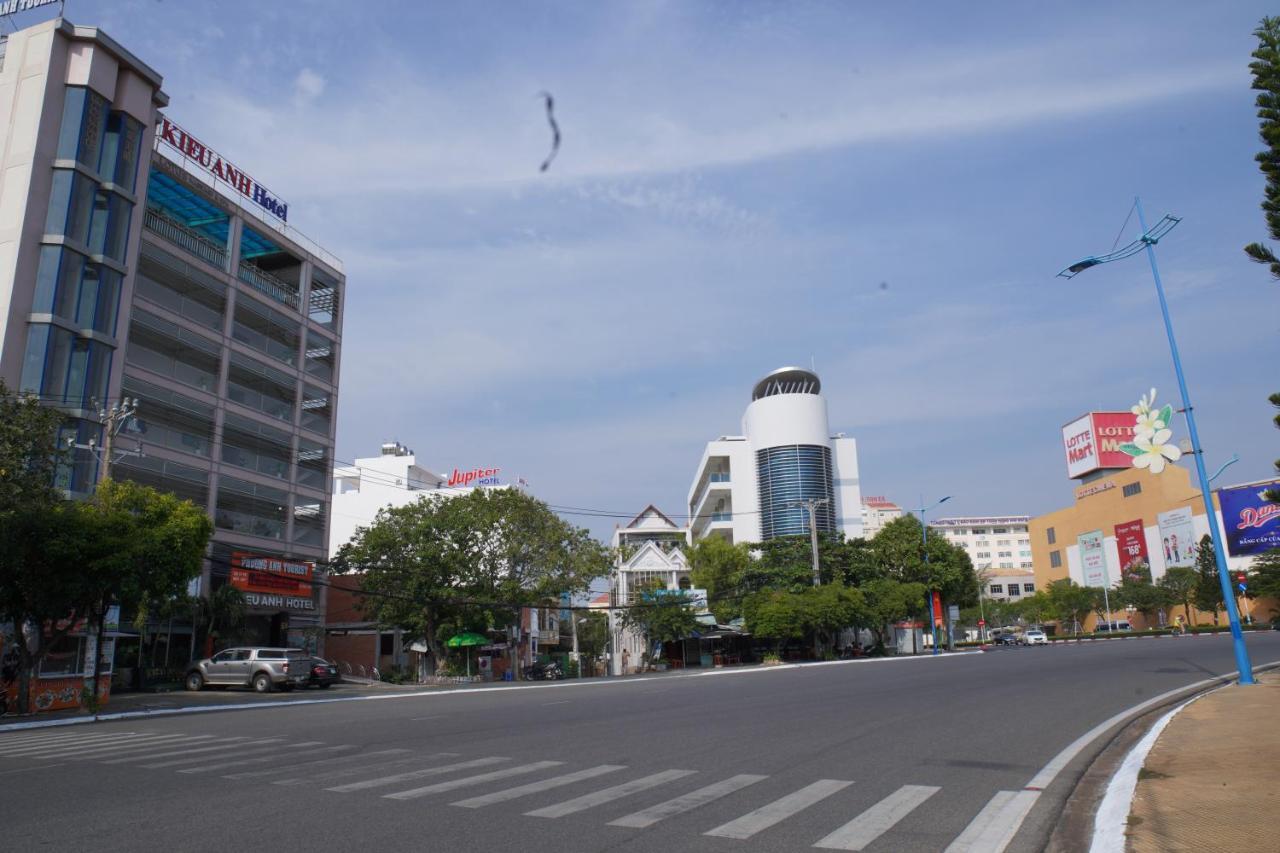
4,633,1278,853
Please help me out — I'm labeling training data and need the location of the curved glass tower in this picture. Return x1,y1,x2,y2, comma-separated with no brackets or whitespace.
756,444,836,538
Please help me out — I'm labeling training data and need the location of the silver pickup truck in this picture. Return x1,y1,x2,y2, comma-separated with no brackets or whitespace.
185,647,311,693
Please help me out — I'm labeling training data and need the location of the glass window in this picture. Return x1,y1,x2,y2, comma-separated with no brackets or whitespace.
304,331,335,383
292,501,325,546
971,528,987,535
55,87,107,170
1047,527,1056,545
45,169,96,243
135,244,226,331
99,112,144,189
39,634,84,677
19,324,51,395
1050,550,1062,568
989,584,1003,594
1007,583,1020,595
211,650,235,663
233,296,300,366
114,454,209,506
215,475,288,540
1123,482,1142,497
309,268,339,330
121,376,216,459
221,411,292,480
32,247,121,335
125,311,221,393
1023,583,1035,593
227,352,296,423
300,384,331,435
295,438,328,490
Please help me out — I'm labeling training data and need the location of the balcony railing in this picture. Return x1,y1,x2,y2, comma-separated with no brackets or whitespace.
690,471,732,518
237,262,300,310
144,207,228,270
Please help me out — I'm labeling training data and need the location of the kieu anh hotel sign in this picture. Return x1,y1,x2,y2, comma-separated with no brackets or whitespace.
1062,412,1136,479
155,117,289,222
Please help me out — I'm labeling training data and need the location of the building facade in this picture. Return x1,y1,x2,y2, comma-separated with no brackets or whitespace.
609,505,691,675
930,516,1034,574
687,367,862,544
0,17,345,681
860,496,903,539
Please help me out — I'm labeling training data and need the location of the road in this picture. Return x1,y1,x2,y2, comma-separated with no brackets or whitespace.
4,633,1278,852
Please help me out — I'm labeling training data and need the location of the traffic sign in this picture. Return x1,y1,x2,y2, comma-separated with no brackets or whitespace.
977,619,986,626
1239,583,1248,592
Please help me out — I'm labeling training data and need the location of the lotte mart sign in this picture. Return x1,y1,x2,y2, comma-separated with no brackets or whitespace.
1062,412,1137,479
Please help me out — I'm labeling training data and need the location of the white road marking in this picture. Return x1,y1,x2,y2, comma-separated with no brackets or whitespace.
541,700,569,706
1,730,135,747
704,779,853,840
5,732,149,755
944,790,1039,853
101,737,257,763
176,742,338,774
610,774,768,828
33,734,214,759
813,784,940,850
140,740,295,768
326,757,510,793
273,753,459,786
525,769,698,819
452,765,626,808
226,748,412,780
383,761,564,800
0,762,69,775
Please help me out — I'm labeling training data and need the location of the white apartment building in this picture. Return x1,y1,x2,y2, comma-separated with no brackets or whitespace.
608,505,691,675
930,516,1035,574
861,496,904,539
687,367,862,544
329,441,506,553
982,571,1038,602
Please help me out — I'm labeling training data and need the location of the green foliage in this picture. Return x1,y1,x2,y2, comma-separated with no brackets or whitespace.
620,588,700,646
741,583,868,653
334,488,607,675
0,382,63,513
1247,547,1280,601
1012,591,1054,626
686,537,752,622
1157,566,1199,624
1044,578,1095,633
1191,535,1224,622
856,578,927,652
574,610,609,659
1115,577,1173,623
1246,16,1280,279
865,516,978,606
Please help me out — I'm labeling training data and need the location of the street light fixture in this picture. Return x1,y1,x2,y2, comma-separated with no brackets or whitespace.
911,495,951,656
1057,197,1255,685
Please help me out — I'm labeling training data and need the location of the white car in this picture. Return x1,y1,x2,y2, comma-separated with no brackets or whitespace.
1020,630,1049,646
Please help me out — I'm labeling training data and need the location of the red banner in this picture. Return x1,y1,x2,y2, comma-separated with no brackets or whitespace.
931,591,944,627
1114,519,1150,581
229,553,314,596
1092,412,1138,470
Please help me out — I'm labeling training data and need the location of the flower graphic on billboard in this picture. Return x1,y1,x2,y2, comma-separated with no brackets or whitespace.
1120,388,1180,474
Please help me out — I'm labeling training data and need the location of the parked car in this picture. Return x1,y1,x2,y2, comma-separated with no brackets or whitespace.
993,631,1020,646
185,647,310,693
1094,621,1132,633
1020,629,1049,646
304,657,340,689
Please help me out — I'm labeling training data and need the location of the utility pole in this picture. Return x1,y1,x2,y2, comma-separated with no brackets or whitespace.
67,397,141,707
786,498,830,587
571,612,580,676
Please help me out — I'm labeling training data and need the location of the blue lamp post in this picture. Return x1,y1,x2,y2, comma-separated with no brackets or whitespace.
1058,197,1255,685
912,495,951,656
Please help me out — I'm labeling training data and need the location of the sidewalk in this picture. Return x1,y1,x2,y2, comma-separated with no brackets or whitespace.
1126,671,1280,851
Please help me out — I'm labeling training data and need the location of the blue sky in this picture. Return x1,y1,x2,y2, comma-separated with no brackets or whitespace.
64,1,1280,539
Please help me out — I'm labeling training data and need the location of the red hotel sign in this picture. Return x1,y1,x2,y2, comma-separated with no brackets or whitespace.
155,117,289,221
230,553,314,597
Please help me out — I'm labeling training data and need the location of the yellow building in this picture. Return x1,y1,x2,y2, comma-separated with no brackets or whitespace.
1030,464,1274,630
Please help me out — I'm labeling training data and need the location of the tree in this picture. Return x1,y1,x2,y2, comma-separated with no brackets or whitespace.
1158,566,1199,625
334,489,607,675
855,578,927,653
1247,548,1280,613
1245,18,1280,503
620,584,700,654
0,382,63,514
742,589,807,654
1192,535,1224,624
1045,579,1094,634
1014,591,1054,628
869,516,978,608
0,479,211,713
1115,577,1172,627
686,537,752,623
574,610,609,659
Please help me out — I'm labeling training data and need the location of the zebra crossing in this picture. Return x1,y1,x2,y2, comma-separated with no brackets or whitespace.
1,727,1036,850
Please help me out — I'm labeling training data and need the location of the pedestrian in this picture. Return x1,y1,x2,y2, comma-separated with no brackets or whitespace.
622,649,630,675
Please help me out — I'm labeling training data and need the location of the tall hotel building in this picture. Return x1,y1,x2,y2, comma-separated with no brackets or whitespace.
0,17,344,650
687,367,862,544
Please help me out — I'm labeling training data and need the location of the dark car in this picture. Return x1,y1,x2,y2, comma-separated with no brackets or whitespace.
304,657,340,689
993,632,1020,646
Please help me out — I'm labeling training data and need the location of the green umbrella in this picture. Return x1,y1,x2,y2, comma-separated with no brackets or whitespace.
446,632,488,676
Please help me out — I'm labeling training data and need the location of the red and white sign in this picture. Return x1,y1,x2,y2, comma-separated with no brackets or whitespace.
155,117,289,221
1113,519,1149,577
1063,412,1137,479
230,553,314,597
448,467,501,487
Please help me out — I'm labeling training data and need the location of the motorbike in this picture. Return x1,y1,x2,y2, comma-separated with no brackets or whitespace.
522,661,563,681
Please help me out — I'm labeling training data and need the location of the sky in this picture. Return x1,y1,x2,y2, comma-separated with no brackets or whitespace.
51,1,1280,541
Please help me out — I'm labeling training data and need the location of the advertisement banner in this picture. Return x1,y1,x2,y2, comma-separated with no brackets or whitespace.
1078,530,1109,587
229,553,314,597
1156,507,1196,568
1062,414,1098,479
1218,481,1280,557
1091,412,1139,470
931,591,944,627
1114,519,1150,581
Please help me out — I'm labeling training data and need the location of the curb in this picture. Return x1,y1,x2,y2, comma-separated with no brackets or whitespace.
0,649,985,733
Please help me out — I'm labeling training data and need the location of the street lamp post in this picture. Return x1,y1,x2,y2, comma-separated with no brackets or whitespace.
1058,197,1255,685
911,495,951,656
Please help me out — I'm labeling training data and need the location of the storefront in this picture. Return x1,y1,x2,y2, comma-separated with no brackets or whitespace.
1,607,122,713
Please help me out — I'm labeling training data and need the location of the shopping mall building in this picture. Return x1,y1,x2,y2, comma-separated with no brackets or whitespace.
0,15,344,704
687,367,863,544
1030,411,1278,629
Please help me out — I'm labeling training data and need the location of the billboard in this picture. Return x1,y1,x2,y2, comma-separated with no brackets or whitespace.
1156,508,1196,568
229,553,314,597
1062,412,1138,479
1218,481,1280,557
1078,530,1109,587
1114,519,1150,581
